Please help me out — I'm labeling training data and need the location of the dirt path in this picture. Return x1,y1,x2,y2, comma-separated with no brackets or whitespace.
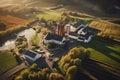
0,62,27,80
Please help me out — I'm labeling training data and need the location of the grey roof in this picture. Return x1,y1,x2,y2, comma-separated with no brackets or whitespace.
23,50,37,58
82,27,100,35
45,33,63,41
73,20,88,28
78,32,92,40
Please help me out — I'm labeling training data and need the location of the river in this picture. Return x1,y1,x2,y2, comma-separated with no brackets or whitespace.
0,28,35,50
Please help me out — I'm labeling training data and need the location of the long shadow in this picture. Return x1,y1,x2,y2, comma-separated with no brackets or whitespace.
82,60,119,80
81,40,120,63
35,58,49,68
15,55,22,65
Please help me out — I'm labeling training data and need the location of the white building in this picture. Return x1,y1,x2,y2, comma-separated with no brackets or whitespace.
22,50,42,63
65,20,100,43
44,33,66,45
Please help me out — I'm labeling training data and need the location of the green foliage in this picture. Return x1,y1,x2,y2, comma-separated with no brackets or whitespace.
14,63,65,80
66,66,78,80
15,36,28,53
15,75,23,80
20,69,30,80
58,47,90,79
29,63,38,71
28,72,37,80
49,73,64,80
31,33,39,46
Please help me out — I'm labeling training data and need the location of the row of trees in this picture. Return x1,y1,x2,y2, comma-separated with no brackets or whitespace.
15,35,28,54
58,47,90,80
14,64,64,80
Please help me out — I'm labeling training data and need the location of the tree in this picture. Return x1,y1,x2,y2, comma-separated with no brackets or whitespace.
28,72,37,80
74,58,81,67
29,63,38,71
20,69,30,80
40,68,51,80
66,66,78,80
15,75,23,80
49,73,64,80
83,49,90,60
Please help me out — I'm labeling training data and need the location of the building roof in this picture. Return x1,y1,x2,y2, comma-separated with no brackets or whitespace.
82,27,100,35
45,33,63,41
23,50,37,58
73,20,88,28
78,32,92,40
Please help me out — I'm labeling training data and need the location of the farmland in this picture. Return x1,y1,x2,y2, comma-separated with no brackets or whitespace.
78,40,120,67
0,50,18,75
0,15,32,31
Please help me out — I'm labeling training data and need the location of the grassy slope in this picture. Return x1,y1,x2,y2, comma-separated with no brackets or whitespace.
36,11,61,20
0,50,17,75
69,14,120,41
31,33,39,46
78,40,120,67
89,20,120,40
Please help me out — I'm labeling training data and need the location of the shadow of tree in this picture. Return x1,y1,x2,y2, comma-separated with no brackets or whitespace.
81,40,120,63
15,55,22,65
82,60,119,80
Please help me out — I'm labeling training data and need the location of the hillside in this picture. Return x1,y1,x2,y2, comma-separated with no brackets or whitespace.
0,0,120,18
59,0,120,14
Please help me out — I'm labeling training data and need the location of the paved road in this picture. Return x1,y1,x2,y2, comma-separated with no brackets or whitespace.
38,34,54,71
0,62,27,80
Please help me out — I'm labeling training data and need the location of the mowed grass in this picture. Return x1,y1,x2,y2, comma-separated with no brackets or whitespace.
0,50,17,75
78,40,120,67
69,15,94,23
36,11,61,20
31,33,39,46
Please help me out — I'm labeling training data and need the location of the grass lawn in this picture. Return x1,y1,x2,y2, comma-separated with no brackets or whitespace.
78,40,120,67
31,33,39,46
0,50,18,75
69,15,94,23
36,11,61,20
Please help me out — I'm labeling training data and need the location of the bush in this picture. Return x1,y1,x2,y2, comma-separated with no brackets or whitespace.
66,66,78,80
49,73,64,80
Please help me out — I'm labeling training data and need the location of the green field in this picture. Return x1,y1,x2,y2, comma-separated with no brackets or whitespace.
31,33,39,46
0,50,18,75
36,11,61,20
78,40,120,67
